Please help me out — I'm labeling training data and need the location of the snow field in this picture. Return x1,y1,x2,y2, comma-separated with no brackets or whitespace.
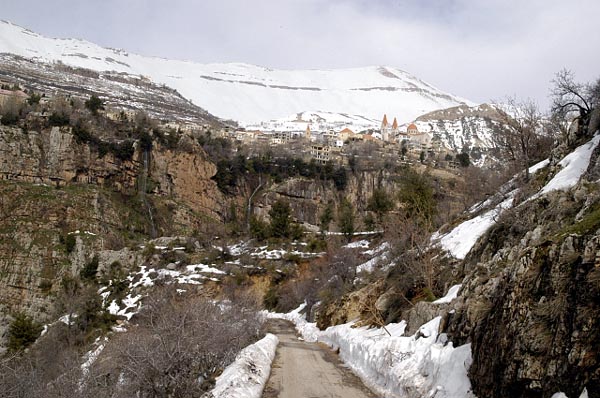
0,21,470,125
208,333,279,398
435,191,516,260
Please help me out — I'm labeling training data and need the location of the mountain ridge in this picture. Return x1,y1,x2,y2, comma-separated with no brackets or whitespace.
0,20,474,125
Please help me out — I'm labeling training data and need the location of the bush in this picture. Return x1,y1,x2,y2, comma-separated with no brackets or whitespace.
8,313,42,352
27,92,41,105
269,199,292,238
250,216,270,241
338,198,355,241
48,112,70,126
63,234,76,253
80,255,99,281
0,112,19,125
84,95,104,115
367,188,394,221
456,152,470,167
263,286,279,310
99,287,264,396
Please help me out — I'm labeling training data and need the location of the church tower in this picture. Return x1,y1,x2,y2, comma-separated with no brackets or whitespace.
381,114,389,142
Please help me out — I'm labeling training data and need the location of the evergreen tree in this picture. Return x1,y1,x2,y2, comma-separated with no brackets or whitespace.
367,188,394,222
85,95,104,115
319,201,335,233
269,199,292,238
338,198,355,242
8,313,42,352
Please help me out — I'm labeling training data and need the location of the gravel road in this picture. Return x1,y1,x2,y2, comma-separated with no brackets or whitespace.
262,319,378,398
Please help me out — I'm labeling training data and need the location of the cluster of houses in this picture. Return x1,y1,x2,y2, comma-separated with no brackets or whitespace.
221,114,443,164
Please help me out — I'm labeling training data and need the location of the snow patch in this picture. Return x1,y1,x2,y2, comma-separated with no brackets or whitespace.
538,134,600,195
435,191,516,259
344,239,370,249
433,284,462,304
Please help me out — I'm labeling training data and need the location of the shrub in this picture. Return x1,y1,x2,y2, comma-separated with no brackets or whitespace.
80,255,99,281
27,92,41,105
456,152,470,167
263,286,279,310
100,288,264,395
48,112,70,126
338,198,355,242
367,188,394,221
8,313,42,352
84,95,104,115
250,216,270,241
63,234,76,253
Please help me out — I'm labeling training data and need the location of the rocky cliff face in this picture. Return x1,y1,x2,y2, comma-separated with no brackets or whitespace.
256,170,395,226
441,117,600,397
0,124,224,334
444,186,600,397
0,126,138,189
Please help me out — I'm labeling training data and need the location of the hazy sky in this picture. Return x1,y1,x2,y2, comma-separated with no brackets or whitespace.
2,0,599,109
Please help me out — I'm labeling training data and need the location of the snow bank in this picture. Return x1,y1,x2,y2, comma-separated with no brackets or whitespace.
436,192,516,259
551,390,589,398
269,305,474,398
319,317,474,398
208,333,279,398
539,134,600,195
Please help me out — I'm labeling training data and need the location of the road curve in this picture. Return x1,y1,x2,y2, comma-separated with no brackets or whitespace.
262,319,378,398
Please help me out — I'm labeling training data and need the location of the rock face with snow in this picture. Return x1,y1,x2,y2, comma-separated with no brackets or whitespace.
0,53,224,127
440,116,600,397
411,103,506,156
0,20,471,126
0,123,223,327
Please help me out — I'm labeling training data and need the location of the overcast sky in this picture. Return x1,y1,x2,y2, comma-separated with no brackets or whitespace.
2,0,599,109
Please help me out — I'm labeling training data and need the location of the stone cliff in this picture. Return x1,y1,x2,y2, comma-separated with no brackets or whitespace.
0,124,224,332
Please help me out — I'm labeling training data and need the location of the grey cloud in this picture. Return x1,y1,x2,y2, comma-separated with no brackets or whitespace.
2,0,599,109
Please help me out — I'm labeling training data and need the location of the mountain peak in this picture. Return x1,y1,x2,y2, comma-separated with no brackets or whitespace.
0,21,474,125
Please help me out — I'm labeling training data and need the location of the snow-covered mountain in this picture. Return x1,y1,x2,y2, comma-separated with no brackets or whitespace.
0,20,472,126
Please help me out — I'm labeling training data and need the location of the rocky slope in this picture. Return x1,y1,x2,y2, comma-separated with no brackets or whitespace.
0,122,224,330
438,112,600,397
0,53,225,127
411,103,505,160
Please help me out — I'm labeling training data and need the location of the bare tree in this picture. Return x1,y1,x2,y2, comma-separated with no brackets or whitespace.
550,69,600,139
97,287,264,397
551,69,594,119
494,97,548,181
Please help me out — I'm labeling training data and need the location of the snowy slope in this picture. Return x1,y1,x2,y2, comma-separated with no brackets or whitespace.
411,103,506,153
434,133,600,259
0,20,472,125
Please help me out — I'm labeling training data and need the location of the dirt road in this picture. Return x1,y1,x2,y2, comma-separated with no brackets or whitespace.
262,319,378,398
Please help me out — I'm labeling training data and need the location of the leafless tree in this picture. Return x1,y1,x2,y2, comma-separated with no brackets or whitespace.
550,69,600,139
551,69,595,119
494,97,549,181
96,287,264,397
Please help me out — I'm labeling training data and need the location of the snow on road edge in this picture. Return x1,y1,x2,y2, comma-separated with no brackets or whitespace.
208,333,279,398
267,303,474,398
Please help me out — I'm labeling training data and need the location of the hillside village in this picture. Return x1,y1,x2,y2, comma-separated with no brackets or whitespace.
217,114,468,168
0,79,475,170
